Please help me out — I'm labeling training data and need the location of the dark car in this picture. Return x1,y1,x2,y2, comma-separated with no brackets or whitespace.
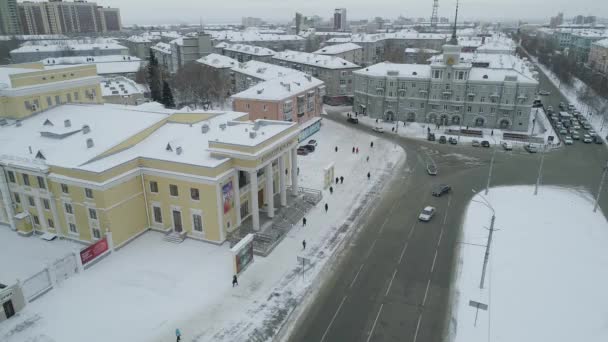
427,133,436,141
432,184,452,197
448,137,458,145
439,136,447,144
347,117,359,124
297,147,309,155
594,136,604,144
303,144,315,152
481,140,490,148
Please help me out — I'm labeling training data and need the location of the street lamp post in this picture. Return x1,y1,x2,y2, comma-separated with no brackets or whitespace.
485,147,496,195
593,162,608,212
535,144,546,195
472,190,496,290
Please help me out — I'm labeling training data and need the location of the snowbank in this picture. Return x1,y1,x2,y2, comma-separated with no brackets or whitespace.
449,186,608,342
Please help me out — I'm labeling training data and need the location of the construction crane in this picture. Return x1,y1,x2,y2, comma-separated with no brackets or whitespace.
430,0,439,31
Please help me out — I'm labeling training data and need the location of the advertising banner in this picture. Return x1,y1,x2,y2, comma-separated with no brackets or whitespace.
222,181,234,214
80,238,109,265
231,234,254,274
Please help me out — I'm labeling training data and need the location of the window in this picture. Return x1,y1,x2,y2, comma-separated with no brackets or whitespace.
92,227,101,239
33,215,40,225
22,174,30,186
420,103,425,109
263,104,267,111
7,171,15,183
480,97,485,103
150,181,158,193
169,184,179,197
433,70,441,78
89,208,97,220
412,83,416,88
443,104,449,111
65,203,73,214
153,206,163,223
43,199,50,210
467,106,472,112
69,223,77,233
246,103,250,110
48,219,55,228
61,183,69,194
479,107,484,113
85,188,94,199
193,213,203,232
74,92,79,101
458,71,464,80
24,100,31,110
47,97,52,106
518,110,523,116
28,196,35,207
389,92,393,97
190,188,200,201
66,93,72,102
340,79,346,85
37,176,45,189
14,193,20,203
55,95,61,104
491,107,496,113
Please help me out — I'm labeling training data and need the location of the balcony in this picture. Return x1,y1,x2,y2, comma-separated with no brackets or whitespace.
499,102,515,110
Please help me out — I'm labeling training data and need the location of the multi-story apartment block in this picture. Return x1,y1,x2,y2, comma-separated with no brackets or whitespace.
1,0,22,35
271,50,360,105
209,30,306,52
334,8,347,31
10,39,129,63
588,38,608,75
123,35,158,59
218,43,275,63
100,76,146,105
353,44,539,132
151,33,213,74
17,0,121,35
0,63,103,120
314,43,363,65
570,30,608,64
0,104,302,247
232,73,324,125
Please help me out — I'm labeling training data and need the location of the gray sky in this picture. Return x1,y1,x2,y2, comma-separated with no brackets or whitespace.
98,0,608,25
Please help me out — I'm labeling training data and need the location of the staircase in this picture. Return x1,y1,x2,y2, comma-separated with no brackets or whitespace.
163,231,186,244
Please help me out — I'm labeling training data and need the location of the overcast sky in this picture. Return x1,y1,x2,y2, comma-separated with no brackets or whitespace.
97,0,608,25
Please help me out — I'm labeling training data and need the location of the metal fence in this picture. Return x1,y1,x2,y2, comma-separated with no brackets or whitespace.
21,252,79,302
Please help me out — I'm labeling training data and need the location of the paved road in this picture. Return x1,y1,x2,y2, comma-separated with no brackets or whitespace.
287,65,608,342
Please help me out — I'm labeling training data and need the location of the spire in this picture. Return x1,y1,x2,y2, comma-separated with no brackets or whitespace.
450,0,459,45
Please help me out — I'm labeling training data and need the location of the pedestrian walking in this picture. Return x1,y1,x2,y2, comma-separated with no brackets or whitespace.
392,127,395,132
302,217,307,226
376,118,379,123
340,176,344,184
302,240,307,250
427,127,431,133
366,156,369,162
367,172,371,180
329,186,333,194
352,146,355,153
335,146,338,152
356,147,359,154
297,167,300,175
232,275,238,287
370,141,374,148
335,177,339,184
325,203,328,212
491,130,494,136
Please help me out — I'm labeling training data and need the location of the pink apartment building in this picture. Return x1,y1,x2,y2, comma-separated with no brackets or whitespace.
232,73,325,124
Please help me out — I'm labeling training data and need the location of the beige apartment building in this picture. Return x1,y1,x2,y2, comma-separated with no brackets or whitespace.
588,38,608,75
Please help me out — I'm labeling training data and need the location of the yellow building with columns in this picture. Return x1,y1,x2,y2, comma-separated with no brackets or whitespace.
0,103,300,248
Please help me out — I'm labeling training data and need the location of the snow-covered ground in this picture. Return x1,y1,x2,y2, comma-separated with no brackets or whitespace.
449,186,608,342
325,105,557,148
0,119,405,342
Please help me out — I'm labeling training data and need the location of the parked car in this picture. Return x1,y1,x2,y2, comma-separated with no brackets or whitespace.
564,137,574,145
432,184,451,197
472,140,481,147
559,102,566,110
303,144,315,152
373,126,384,133
418,206,436,222
589,130,597,137
427,164,438,176
524,144,539,153
297,147,309,155
481,140,491,148
547,105,554,112
307,139,318,147
439,135,447,144
559,128,568,135
539,90,551,96
427,133,436,141
594,136,604,144
449,137,458,145
347,117,359,124
533,99,543,108
572,132,580,140
501,141,513,150
583,134,593,143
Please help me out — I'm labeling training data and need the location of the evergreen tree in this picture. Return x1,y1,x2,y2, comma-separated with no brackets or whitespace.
162,81,175,108
147,49,161,102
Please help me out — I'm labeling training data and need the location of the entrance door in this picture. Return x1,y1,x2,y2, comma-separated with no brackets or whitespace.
3,300,15,319
258,189,264,207
172,210,183,233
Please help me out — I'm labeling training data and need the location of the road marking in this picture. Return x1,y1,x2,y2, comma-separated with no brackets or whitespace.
378,216,390,234
408,222,416,239
320,295,348,342
350,264,365,289
430,250,438,273
385,269,398,296
412,313,423,342
368,239,378,255
398,242,409,264
437,229,444,248
366,303,384,342
422,279,432,306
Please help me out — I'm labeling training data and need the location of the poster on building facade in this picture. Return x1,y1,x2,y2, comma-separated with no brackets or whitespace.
80,237,108,265
222,181,234,214
231,234,254,274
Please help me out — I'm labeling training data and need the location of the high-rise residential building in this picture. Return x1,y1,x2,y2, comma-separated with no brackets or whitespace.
334,8,347,31
17,0,121,35
241,17,263,28
0,0,22,35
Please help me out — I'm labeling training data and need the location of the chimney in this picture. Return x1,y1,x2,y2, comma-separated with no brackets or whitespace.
176,146,183,155
86,138,94,148
64,119,71,128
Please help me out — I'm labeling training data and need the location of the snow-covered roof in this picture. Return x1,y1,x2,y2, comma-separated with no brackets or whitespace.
101,77,147,97
314,43,362,55
404,48,439,54
196,53,238,69
231,60,302,81
0,64,100,91
232,73,323,101
214,42,229,49
151,42,171,54
273,50,359,69
209,30,304,43
11,42,127,54
41,55,142,75
354,62,431,78
593,38,608,48
0,67,38,87
468,67,537,83
0,34,67,41
224,43,275,56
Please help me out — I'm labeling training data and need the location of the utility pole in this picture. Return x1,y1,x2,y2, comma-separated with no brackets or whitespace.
534,144,546,195
594,162,608,212
480,213,495,289
485,148,496,195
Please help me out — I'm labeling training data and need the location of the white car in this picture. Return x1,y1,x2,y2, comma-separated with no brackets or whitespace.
373,126,384,133
501,141,513,151
418,206,436,222
564,137,574,145
539,90,551,96
583,135,593,143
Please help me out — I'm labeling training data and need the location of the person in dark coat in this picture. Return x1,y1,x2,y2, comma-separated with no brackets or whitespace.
335,146,338,152
176,328,182,342
232,275,238,287
366,156,369,162
356,147,359,154
302,240,306,250
376,119,379,123
302,217,307,226
371,141,374,148
367,172,371,180
329,186,333,194
352,146,355,153
340,176,344,184
325,203,328,212
336,177,339,184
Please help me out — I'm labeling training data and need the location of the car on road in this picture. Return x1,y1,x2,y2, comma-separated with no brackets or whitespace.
547,105,554,112
418,206,436,222
302,144,316,152
559,102,566,110
427,133,436,141
347,117,359,124
564,137,574,145
307,139,318,147
584,134,592,143
533,99,543,108
427,164,438,176
524,144,539,153
297,147,309,155
438,135,447,144
502,141,513,150
449,137,458,145
539,90,551,96
481,140,491,148
583,123,592,130
559,128,568,135
472,140,481,147
373,126,384,133
432,184,451,197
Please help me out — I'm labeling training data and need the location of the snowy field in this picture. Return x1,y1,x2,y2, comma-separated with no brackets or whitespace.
0,228,81,283
449,186,608,342
0,119,405,342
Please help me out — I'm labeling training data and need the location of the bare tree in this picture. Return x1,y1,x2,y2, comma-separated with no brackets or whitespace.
171,62,230,108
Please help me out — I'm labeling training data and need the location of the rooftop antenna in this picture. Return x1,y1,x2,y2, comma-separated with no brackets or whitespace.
431,0,439,32
450,0,459,45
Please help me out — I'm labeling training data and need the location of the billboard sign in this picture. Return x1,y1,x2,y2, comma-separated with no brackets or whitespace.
80,238,109,265
222,181,234,214
231,234,254,274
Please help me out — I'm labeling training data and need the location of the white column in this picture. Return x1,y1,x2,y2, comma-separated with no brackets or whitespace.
49,195,62,238
249,170,260,231
234,172,242,226
265,163,274,218
0,169,15,230
279,153,287,206
291,147,299,196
